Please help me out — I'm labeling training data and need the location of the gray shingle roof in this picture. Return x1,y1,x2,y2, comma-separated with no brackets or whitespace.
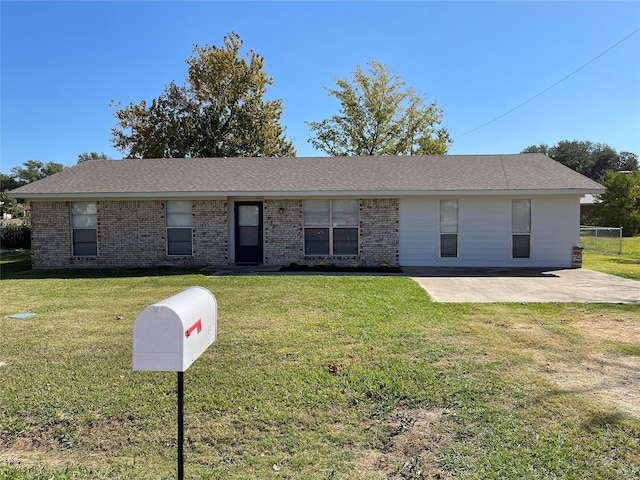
9,154,604,199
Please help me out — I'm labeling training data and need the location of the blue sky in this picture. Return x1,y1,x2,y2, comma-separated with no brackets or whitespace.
1,1,639,173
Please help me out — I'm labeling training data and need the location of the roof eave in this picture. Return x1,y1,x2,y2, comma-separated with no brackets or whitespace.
12,187,606,201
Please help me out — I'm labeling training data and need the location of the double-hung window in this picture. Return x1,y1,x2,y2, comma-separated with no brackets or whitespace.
440,200,458,258
71,202,98,256
166,201,192,255
303,200,358,256
512,199,531,258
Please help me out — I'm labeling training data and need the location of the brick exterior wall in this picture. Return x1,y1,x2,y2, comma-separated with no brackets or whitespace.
30,201,72,267
193,199,228,265
98,200,166,267
30,198,399,268
263,199,304,265
359,198,400,266
572,246,583,268
263,198,399,267
30,200,228,268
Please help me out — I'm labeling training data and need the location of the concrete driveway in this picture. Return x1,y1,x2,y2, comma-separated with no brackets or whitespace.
405,267,640,303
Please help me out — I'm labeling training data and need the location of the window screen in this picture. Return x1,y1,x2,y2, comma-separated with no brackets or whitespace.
512,200,531,258
167,201,192,255
440,200,458,257
71,202,97,256
303,200,358,256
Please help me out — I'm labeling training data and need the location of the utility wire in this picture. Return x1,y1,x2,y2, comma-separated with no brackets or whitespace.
454,26,640,139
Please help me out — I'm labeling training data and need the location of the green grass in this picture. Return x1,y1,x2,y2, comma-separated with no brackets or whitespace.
1,250,639,479
583,236,640,280
0,249,31,277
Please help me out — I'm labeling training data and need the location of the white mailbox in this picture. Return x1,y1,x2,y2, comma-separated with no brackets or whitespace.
133,287,217,372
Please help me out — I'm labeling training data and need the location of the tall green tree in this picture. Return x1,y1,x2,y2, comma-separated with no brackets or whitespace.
0,173,20,192
306,61,451,156
111,32,296,159
522,141,638,180
2,161,64,215
10,160,65,185
522,143,551,156
589,171,640,236
0,173,21,217
77,152,110,163
618,151,639,171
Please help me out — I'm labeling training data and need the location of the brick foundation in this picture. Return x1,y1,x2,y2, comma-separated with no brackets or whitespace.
572,246,583,268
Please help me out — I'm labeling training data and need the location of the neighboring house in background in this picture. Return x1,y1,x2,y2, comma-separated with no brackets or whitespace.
580,194,599,223
8,154,604,269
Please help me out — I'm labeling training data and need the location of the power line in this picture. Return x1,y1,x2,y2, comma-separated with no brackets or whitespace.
454,26,640,139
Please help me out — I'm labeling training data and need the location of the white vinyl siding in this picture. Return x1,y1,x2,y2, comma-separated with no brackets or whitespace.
399,196,581,268
399,197,438,266
529,196,581,265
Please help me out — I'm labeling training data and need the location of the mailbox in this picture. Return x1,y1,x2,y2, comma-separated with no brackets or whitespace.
133,287,217,372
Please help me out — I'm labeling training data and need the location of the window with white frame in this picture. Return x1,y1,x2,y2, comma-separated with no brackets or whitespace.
166,201,193,255
440,199,458,258
71,201,98,256
303,200,358,256
512,199,531,258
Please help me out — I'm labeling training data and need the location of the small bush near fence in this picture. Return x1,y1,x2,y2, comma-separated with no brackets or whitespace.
0,222,31,249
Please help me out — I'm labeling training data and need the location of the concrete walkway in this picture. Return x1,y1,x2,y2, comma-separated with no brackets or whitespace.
204,264,639,304
405,267,640,303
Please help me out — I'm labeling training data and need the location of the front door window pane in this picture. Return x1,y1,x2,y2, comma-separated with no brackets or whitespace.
238,205,260,227
239,226,259,246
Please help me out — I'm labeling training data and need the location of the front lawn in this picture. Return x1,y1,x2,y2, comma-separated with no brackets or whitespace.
1,252,639,479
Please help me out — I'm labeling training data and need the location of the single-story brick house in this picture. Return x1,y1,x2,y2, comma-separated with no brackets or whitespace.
9,153,604,269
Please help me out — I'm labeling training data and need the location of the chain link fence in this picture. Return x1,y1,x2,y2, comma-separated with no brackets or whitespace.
580,226,623,254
